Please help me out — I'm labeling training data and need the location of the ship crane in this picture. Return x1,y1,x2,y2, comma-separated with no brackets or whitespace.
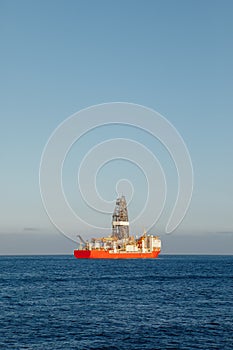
112,195,129,240
76,235,87,246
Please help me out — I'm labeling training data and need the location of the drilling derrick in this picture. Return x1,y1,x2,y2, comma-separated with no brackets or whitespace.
112,195,129,240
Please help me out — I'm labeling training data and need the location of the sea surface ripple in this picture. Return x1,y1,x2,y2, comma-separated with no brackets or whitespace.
0,255,232,349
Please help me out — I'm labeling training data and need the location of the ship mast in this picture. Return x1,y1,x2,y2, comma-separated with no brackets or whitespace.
112,195,129,240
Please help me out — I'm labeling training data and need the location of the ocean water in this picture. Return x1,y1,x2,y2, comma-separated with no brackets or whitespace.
0,255,232,349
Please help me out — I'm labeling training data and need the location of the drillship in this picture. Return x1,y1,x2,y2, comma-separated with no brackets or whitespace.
74,195,161,259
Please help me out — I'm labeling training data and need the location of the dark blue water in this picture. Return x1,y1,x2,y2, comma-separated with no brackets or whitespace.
0,255,232,349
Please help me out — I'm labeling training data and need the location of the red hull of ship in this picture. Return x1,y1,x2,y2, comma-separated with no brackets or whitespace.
74,249,160,259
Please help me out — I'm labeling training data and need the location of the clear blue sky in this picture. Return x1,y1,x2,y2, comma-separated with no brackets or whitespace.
1,0,233,254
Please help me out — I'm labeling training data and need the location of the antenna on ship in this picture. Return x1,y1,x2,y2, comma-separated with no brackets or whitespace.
112,195,129,240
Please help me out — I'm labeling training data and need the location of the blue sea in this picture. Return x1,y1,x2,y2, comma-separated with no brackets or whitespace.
0,255,232,349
